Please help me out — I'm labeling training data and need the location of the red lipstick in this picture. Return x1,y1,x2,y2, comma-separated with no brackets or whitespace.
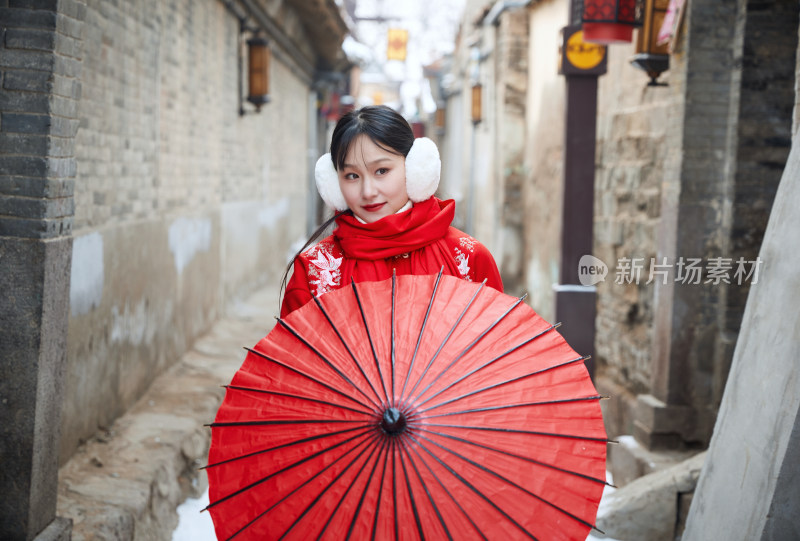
362,203,386,212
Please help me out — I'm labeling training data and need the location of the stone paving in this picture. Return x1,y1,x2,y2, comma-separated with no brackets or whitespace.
56,285,280,540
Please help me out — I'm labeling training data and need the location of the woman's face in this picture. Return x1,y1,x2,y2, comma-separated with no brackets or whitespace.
338,135,409,223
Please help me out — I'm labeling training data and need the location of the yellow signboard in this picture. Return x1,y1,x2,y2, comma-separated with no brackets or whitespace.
387,28,408,61
565,30,606,70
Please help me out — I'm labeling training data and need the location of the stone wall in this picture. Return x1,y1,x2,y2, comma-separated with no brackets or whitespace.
62,0,313,463
593,40,673,435
594,0,796,445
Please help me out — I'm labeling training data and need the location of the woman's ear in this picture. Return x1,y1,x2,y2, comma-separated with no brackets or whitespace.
405,137,441,202
315,153,348,211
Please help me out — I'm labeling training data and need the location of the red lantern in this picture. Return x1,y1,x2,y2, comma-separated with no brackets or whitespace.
582,0,643,44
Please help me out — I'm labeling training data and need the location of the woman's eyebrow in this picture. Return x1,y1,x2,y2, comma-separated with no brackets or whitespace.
343,157,393,168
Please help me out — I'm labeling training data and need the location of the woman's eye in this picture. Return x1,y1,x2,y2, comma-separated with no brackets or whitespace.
344,173,358,180
376,168,389,175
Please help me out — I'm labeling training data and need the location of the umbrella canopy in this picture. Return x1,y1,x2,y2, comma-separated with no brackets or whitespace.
206,272,608,540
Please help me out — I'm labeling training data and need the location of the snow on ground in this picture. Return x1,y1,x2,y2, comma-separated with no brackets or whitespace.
172,489,215,541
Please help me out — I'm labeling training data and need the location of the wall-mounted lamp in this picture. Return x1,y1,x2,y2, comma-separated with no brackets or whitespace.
630,0,670,85
239,22,271,116
581,0,644,44
471,83,482,125
246,34,271,110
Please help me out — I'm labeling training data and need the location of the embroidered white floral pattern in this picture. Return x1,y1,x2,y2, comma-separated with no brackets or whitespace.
454,247,472,281
459,236,476,252
453,235,478,281
306,241,343,297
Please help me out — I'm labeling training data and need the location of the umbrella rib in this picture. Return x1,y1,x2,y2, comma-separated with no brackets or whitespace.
244,346,377,413
223,432,378,541
399,267,444,401
277,318,383,411
202,425,371,470
421,395,603,418
404,437,489,541
223,385,373,416
203,428,373,513
406,433,538,540
416,432,600,532
209,419,370,428
392,438,399,541
404,279,487,403
417,426,609,486
409,294,526,404
413,322,558,410
398,437,454,541
396,436,427,540
419,355,589,414
350,281,391,404
345,441,389,541
312,295,385,408
424,423,609,443
369,438,391,541
304,440,383,541
391,270,397,405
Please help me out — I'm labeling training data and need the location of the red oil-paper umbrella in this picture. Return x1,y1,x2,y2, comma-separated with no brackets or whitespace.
205,271,609,540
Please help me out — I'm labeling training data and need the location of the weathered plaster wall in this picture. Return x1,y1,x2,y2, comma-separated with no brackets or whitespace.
62,0,310,462
522,0,568,321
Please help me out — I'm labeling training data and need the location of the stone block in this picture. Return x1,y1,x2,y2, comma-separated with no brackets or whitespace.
4,27,55,51
633,420,685,450
0,176,74,198
55,12,83,38
0,236,71,538
33,517,72,541
634,393,694,436
608,434,697,487
0,215,72,238
0,155,48,176
9,0,58,9
1,112,51,133
0,88,49,113
0,7,57,29
2,69,52,92
0,132,48,155
596,451,706,541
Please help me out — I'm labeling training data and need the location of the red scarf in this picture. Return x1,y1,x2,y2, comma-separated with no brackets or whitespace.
335,197,455,259
332,198,461,284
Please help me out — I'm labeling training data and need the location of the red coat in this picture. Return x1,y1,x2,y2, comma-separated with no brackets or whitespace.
281,198,503,317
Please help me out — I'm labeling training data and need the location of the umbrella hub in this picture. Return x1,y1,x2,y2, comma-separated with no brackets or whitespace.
380,407,407,435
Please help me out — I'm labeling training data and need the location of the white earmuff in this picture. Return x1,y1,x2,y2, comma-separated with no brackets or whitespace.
314,153,347,211
314,137,441,211
405,137,440,203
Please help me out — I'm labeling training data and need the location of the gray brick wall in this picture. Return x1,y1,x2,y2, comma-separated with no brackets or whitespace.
60,0,315,462
0,1,85,536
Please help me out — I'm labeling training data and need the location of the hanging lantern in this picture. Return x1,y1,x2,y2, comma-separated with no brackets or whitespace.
630,0,670,85
471,83,482,125
581,0,644,44
246,35,270,109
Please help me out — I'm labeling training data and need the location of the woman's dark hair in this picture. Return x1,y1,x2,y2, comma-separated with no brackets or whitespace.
330,105,415,169
279,106,415,307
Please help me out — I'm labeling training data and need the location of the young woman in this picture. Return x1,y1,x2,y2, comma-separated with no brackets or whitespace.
280,105,502,317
